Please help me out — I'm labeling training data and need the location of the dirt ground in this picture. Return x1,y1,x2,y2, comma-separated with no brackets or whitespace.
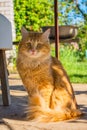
0,73,87,130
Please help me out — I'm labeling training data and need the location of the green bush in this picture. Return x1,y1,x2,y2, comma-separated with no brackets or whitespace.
14,0,53,40
76,24,87,61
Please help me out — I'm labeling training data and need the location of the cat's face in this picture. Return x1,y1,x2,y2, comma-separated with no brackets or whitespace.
19,27,51,59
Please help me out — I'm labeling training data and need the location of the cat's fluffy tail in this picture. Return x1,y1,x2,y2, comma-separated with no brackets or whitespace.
27,106,82,122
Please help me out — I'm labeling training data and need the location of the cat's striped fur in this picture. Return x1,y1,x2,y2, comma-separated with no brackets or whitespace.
17,27,82,122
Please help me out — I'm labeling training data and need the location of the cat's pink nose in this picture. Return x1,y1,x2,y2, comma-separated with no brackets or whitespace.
31,49,36,55
32,49,35,52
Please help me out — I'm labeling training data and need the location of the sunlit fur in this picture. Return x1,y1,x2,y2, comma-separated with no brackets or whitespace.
17,27,82,122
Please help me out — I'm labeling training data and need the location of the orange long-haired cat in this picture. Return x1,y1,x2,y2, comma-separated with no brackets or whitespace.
17,27,82,122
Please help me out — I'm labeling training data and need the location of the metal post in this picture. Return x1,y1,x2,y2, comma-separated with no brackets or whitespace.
54,0,59,58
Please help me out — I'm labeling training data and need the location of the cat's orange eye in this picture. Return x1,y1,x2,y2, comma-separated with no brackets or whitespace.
26,42,32,48
37,43,42,48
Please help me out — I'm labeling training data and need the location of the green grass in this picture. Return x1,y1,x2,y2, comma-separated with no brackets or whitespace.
62,60,87,83
51,45,87,83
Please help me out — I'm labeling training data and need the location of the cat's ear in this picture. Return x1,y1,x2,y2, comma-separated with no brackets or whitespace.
21,27,28,38
41,29,50,42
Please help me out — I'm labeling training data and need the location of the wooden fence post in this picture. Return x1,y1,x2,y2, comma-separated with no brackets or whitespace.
0,50,11,106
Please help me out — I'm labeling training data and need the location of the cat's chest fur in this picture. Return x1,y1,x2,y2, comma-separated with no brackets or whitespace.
27,62,52,83
17,56,54,90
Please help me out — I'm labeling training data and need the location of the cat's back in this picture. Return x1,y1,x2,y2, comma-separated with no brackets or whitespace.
51,56,64,70
51,56,69,80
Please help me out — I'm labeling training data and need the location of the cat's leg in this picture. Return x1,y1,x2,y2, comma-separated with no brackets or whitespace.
50,86,74,110
39,84,53,108
26,86,53,120
26,88,45,120
49,86,82,121
55,82,77,110
24,81,53,109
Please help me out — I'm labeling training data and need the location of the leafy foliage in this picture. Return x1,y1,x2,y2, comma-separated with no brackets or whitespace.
14,0,53,40
58,0,87,61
